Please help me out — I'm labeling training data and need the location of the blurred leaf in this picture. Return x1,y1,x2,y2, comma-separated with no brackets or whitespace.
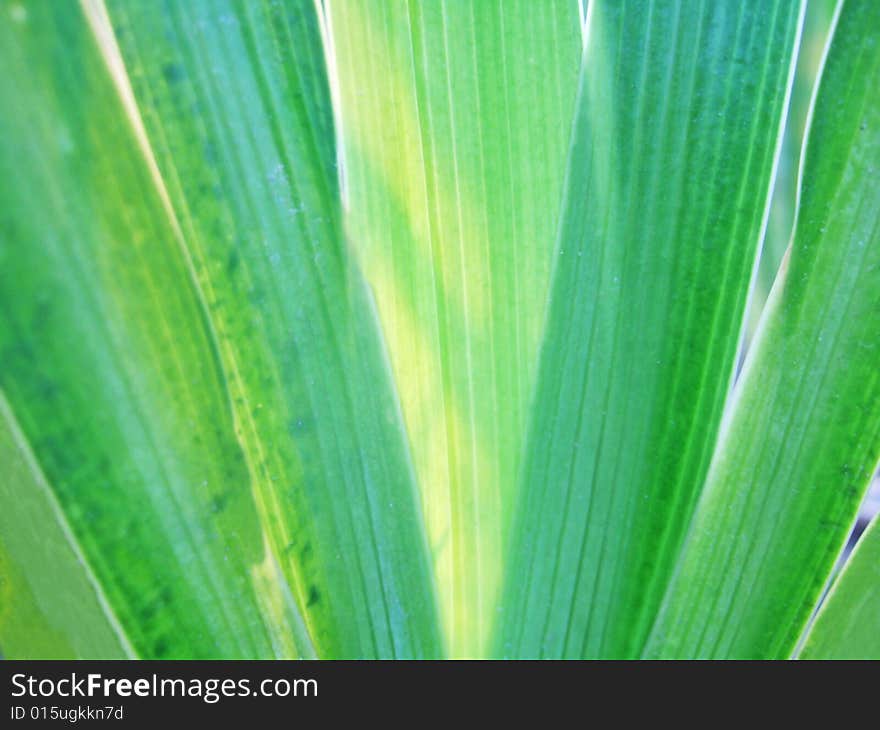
496,0,804,658
645,0,880,659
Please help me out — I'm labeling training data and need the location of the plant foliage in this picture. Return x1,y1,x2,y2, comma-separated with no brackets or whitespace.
0,0,877,659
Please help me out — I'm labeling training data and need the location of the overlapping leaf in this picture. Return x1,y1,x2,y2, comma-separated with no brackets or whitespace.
0,0,440,659
102,0,441,659
496,0,804,658
645,0,880,659
801,516,880,660
326,0,582,656
0,0,288,658
0,395,131,659
2,0,878,661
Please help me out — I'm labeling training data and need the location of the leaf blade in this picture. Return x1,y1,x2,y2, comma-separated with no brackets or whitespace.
0,393,133,659
0,0,295,658
103,0,442,658
644,0,880,659
325,0,583,656
800,516,880,660
497,0,804,659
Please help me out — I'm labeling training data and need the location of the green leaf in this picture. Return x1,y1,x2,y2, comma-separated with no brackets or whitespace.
758,0,837,315
1,0,440,658
101,0,441,659
4,0,877,663
0,393,132,659
0,0,292,658
325,0,583,656
800,516,880,659
495,0,804,658
644,0,880,659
